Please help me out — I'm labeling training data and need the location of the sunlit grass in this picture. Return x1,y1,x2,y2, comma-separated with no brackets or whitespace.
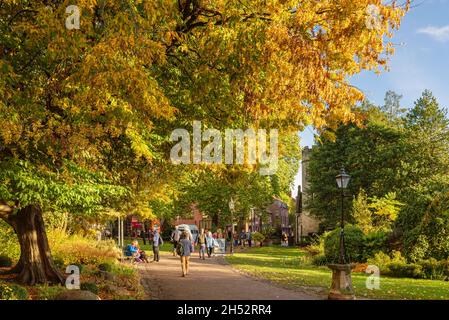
226,246,449,300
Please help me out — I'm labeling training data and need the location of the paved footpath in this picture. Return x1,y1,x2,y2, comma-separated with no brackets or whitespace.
138,252,323,300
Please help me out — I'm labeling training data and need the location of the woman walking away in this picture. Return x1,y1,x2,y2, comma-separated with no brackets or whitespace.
178,231,193,277
197,228,206,260
206,231,215,258
153,229,164,262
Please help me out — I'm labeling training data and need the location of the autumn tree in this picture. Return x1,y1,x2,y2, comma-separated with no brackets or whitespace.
0,0,409,284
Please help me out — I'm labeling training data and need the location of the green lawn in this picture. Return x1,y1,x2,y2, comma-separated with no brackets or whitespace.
226,246,449,300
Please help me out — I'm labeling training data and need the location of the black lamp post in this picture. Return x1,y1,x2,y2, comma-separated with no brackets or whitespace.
328,167,354,300
229,198,235,255
336,167,351,264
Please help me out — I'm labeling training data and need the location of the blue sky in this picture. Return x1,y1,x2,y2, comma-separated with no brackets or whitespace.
292,0,449,195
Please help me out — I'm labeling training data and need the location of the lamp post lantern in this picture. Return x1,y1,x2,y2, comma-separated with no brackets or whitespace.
328,167,355,300
336,167,350,264
229,197,235,255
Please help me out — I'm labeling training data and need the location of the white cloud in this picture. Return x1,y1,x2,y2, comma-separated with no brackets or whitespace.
417,25,449,42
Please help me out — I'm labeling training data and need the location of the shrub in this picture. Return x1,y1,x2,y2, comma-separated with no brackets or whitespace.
361,231,388,261
0,282,29,300
111,264,136,277
388,262,423,279
305,234,326,256
418,258,448,280
261,227,275,239
324,225,365,263
404,233,430,262
98,262,113,272
53,258,65,269
48,229,120,266
81,282,99,295
251,232,265,243
352,263,368,273
0,255,13,268
311,254,328,266
0,220,20,261
367,250,405,274
37,285,67,300
72,263,85,274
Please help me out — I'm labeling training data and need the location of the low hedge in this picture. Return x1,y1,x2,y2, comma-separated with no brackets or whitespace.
367,251,449,280
0,282,29,300
98,262,113,272
387,262,423,279
387,259,449,280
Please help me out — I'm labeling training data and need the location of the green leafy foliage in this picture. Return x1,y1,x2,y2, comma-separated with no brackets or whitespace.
324,225,365,263
0,220,19,261
0,159,129,215
98,262,113,272
388,262,423,279
311,254,328,266
362,231,389,261
367,251,406,274
309,90,449,262
36,285,67,300
251,231,265,243
0,282,29,300
81,282,99,295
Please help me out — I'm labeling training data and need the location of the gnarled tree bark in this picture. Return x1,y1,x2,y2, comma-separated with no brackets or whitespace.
3,205,65,285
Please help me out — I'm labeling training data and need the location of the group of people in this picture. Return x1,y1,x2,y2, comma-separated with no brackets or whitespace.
134,228,159,246
126,229,164,263
171,227,216,260
172,228,220,277
126,226,256,277
234,229,252,247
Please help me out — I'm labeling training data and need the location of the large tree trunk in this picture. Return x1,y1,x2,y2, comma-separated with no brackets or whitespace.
7,205,65,285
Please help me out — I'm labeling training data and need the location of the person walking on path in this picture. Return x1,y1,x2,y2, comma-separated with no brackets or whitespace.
153,229,164,262
240,229,247,248
178,231,193,277
247,229,252,248
196,228,207,260
206,231,215,258
171,226,181,256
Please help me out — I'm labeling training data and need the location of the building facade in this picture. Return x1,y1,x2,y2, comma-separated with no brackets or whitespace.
266,198,292,235
173,204,212,230
295,146,321,243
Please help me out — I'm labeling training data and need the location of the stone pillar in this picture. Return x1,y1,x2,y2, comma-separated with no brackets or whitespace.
327,263,355,300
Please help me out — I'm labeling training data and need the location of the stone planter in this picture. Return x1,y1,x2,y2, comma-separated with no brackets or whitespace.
327,263,356,300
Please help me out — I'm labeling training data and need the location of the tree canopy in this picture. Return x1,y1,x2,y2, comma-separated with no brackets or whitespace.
0,0,409,284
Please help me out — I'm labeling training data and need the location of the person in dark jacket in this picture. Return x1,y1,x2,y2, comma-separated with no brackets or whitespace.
152,229,164,262
179,231,193,277
141,228,147,246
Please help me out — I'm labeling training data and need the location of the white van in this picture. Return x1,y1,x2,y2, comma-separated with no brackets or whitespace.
177,224,199,243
